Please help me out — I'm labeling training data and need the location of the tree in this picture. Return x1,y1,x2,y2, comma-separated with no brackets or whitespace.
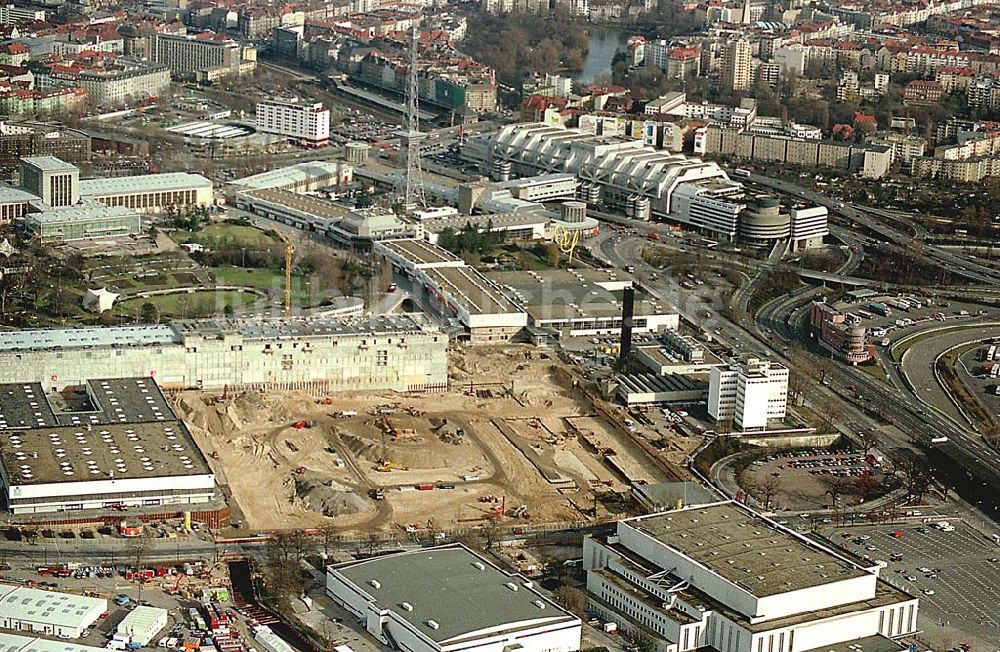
264,531,309,611
555,585,587,617
856,428,879,457
854,473,882,501
544,242,561,268
140,302,159,324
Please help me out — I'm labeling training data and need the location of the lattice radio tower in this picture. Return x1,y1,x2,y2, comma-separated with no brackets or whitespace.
399,26,426,210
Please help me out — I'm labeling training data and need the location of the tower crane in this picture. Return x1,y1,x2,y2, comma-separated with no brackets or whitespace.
272,228,294,318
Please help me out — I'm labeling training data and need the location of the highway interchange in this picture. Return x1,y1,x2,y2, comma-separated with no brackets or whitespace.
586,173,1000,516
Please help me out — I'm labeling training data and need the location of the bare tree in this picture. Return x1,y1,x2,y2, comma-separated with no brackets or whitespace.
555,585,587,617
264,531,309,612
856,428,879,457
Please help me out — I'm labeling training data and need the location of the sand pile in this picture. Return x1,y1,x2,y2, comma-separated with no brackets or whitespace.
292,477,370,517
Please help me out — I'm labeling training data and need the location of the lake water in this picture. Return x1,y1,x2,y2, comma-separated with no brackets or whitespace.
571,27,628,84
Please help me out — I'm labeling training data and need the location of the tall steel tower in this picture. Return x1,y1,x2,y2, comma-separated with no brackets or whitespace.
399,26,426,210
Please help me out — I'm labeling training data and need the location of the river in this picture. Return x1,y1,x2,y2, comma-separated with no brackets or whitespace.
570,27,628,84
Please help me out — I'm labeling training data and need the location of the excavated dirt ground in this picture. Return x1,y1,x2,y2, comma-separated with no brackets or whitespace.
172,345,670,534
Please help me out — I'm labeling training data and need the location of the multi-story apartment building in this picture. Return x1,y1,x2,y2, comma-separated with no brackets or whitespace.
150,32,257,81
708,356,788,431
32,57,170,108
722,40,752,91
255,97,330,148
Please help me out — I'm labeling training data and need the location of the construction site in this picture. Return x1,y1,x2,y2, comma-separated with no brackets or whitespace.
172,345,677,535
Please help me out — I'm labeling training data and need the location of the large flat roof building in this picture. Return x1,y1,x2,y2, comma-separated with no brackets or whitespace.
0,585,107,637
0,377,216,514
0,315,447,394
327,545,581,652
584,502,918,652
0,634,108,652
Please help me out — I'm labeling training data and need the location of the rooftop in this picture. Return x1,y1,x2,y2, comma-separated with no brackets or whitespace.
21,156,77,173
241,187,346,222
423,265,522,316
0,633,107,652
379,239,462,267
0,418,211,486
0,325,179,353
117,605,168,633
623,502,867,597
26,205,138,225
0,187,39,204
330,545,578,644
0,585,106,627
0,378,171,431
79,173,211,197
616,373,706,395
230,161,346,191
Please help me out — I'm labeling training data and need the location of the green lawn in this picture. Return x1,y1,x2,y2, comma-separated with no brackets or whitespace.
213,267,318,306
116,290,259,318
170,223,276,247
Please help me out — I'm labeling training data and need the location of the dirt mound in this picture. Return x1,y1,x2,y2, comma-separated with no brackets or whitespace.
340,432,467,470
293,477,370,517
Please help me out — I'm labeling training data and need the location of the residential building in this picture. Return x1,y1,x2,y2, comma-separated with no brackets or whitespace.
583,502,920,652
32,56,170,107
708,356,788,431
902,80,944,104
150,32,256,81
722,40,752,91
255,97,330,148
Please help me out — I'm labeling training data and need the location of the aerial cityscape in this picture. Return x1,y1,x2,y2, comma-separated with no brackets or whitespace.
0,0,996,651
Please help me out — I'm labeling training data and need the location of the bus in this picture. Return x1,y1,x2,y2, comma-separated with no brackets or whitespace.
733,168,751,178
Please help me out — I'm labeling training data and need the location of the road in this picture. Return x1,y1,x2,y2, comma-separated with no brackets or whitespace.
748,174,1000,285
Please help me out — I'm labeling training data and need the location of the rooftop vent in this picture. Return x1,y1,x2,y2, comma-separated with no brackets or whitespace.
505,582,518,591
401,602,413,612
473,562,486,571
523,580,533,588
533,600,546,609
369,580,381,589
426,620,439,630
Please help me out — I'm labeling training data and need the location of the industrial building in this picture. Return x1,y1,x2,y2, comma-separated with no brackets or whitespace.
615,373,707,406
0,377,217,514
228,161,353,194
488,269,679,337
708,356,788,431
116,606,168,646
375,239,527,343
0,585,107,637
0,316,447,394
326,545,581,652
255,97,330,148
583,502,919,652
0,634,108,652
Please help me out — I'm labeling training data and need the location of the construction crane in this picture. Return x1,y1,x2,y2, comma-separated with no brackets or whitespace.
272,228,294,318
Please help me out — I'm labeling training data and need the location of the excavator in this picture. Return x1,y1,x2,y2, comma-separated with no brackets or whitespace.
375,458,408,472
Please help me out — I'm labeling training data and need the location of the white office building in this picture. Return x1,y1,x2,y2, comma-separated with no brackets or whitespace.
327,545,581,652
0,585,107,638
255,98,330,148
708,357,788,431
584,502,919,652
790,206,829,251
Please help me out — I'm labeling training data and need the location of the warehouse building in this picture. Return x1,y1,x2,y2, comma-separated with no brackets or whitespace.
615,373,707,406
0,634,108,652
0,315,448,394
0,377,216,514
327,545,581,652
116,606,168,646
0,585,107,637
584,502,919,652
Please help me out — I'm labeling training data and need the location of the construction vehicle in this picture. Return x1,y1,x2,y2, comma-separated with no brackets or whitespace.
401,404,425,416
369,488,386,500
316,398,335,405
271,228,295,318
375,459,408,472
294,466,306,475
292,420,314,430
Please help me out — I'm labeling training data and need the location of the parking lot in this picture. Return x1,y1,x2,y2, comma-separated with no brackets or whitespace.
825,522,1000,645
